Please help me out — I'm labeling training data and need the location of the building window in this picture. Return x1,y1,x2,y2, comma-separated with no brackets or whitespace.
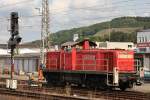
142,37,145,42
139,48,146,52
139,37,141,43
145,36,147,42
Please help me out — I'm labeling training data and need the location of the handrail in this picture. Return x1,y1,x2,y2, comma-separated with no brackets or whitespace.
46,58,58,70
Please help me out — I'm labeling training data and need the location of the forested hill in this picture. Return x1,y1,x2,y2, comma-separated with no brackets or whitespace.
29,16,150,46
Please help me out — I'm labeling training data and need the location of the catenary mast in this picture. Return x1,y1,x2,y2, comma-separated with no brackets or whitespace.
41,0,50,67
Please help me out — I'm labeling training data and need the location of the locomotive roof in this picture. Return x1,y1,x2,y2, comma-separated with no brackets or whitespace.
61,39,97,48
77,39,97,47
61,41,78,47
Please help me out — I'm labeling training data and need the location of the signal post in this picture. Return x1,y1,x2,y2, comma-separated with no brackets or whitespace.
7,12,22,89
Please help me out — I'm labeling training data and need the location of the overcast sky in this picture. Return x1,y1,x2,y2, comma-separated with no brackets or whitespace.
0,0,150,43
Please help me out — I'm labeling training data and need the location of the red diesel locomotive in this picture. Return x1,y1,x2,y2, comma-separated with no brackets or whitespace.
43,40,138,90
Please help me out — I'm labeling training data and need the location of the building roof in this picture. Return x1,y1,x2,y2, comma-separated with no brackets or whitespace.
61,41,78,47
18,44,40,48
0,44,40,49
139,29,150,32
61,39,97,48
0,53,40,58
0,48,40,56
98,41,134,44
0,44,7,49
19,48,40,54
0,49,9,55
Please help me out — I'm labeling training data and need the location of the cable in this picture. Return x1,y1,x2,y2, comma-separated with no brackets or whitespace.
49,0,150,15
0,1,149,20
50,0,133,12
0,0,34,9
50,2,150,15
0,7,150,25
0,5,149,22
0,0,150,31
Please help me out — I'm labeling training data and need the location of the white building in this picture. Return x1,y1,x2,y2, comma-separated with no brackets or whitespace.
136,29,150,75
96,41,135,50
137,29,150,53
0,44,40,74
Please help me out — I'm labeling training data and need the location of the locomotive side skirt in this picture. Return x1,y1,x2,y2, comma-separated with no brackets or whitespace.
43,70,137,90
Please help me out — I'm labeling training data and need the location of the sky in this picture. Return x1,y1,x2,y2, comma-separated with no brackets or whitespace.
0,0,150,43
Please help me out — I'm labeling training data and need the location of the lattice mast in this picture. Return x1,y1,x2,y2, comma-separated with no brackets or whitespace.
41,0,50,65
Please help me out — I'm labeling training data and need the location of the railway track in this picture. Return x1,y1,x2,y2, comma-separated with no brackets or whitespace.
27,86,150,100
0,87,89,100
0,82,149,100
67,87,150,100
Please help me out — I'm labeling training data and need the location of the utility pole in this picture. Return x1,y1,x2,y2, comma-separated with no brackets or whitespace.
39,0,50,80
41,0,49,65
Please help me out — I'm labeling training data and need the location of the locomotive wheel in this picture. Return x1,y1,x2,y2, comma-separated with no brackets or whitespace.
86,81,96,89
128,81,133,88
120,85,127,91
99,82,107,90
119,83,127,91
77,84,83,88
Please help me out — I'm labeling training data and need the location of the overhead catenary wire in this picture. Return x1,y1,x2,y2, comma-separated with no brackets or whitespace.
49,0,133,13
0,0,148,18
0,0,34,9
0,8,150,27
1,0,149,43
49,2,150,16
0,0,149,32
0,0,149,20
49,0,150,15
17,2,150,20
0,4,148,21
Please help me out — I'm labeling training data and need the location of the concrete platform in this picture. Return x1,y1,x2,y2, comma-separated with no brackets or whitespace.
0,74,29,80
132,83,150,93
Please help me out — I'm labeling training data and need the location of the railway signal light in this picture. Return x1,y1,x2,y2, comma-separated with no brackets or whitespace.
8,35,22,49
8,12,22,49
8,12,22,81
8,37,15,49
10,12,19,36
14,35,22,44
